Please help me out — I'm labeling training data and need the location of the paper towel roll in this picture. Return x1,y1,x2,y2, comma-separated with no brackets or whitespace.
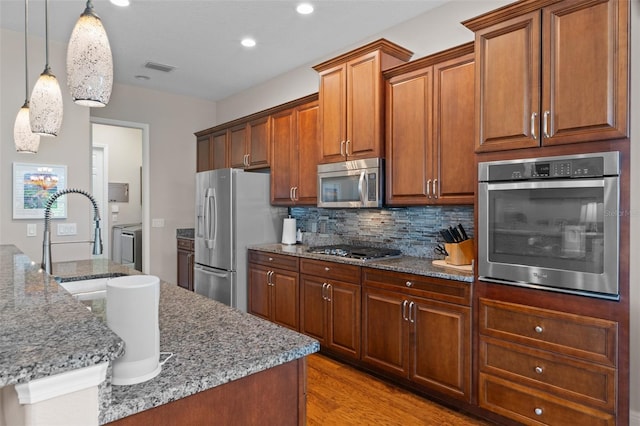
107,275,161,386
282,217,297,245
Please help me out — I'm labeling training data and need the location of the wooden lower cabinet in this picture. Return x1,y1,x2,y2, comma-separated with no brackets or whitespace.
362,269,471,402
176,238,194,291
300,259,361,359
248,251,300,331
477,297,618,425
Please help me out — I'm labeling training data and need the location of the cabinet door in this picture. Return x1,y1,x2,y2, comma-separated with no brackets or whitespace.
433,53,475,204
271,269,300,331
271,109,296,205
248,263,271,321
475,11,541,152
411,298,471,401
318,63,347,163
347,50,382,159
177,248,191,290
541,0,628,145
247,116,270,169
327,281,361,359
362,287,409,378
385,67,432,205
229,123,248,168
211,130,228,170
295,101,319,205
300,275,327,344
196,134,213,172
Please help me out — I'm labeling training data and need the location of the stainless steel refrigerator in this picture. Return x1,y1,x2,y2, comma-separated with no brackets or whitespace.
194,169,283,312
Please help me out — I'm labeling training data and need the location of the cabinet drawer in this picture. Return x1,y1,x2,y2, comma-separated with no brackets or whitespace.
479,298,617,366
248,250,299,272
480,337,615,411
300,259,360,283
177,238,194,251
362,267,470,306
479,373,614,426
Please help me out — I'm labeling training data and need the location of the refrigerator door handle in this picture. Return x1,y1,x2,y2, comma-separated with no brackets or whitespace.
204,188,215,249
211,188,218,249
194,265,229,279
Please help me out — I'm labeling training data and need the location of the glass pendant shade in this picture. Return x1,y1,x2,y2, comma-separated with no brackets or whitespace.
66,4,113,107
29,68,64,137
14,103,40,153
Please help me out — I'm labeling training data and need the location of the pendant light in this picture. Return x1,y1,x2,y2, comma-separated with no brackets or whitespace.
13,0,40,153
30,0,63,137
67,0,113,107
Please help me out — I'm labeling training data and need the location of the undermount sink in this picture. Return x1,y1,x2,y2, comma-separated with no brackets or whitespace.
56,273,128,315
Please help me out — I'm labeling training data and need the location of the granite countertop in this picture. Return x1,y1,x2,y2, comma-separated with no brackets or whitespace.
0,245,318,424
249,243,474,283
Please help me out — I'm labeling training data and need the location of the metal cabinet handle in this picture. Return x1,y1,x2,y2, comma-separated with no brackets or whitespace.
543,110,551,138
289,187,294,201
340,140,345,157
324,266,330,271
326,283,332,302
531,112,538,140
534,408,543,416
293,187,298,201
405,281,413,288
345,140,351,156
432,179,438,199
268,257,273,261
402,300,409,321
535,366,544,374
322,283,327,301
535,325,544,333
267,270,274,286
408,301,415,323
426,179,432,198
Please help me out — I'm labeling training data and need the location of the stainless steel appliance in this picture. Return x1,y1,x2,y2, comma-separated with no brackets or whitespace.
317,158,383,208
194,169,282,312
111,223,142,272
307,245,402,262
478,151,620,300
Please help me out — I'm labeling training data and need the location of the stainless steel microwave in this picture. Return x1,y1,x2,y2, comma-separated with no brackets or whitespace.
317,158,383,208
478,151,620,300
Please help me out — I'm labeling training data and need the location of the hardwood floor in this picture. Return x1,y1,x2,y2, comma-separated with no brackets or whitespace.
306,354,491,426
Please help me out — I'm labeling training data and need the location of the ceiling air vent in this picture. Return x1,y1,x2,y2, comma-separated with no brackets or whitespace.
144,61,176,73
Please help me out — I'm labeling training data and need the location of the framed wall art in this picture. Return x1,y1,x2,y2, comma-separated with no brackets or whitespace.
13,162,67,219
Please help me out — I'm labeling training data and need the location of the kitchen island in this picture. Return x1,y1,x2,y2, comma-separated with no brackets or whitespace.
0,244,319,425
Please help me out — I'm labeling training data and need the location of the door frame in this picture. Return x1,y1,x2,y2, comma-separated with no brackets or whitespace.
91,143,109,259
90,117,150,273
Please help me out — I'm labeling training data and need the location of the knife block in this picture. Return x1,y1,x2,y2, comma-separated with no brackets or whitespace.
444,239,474,266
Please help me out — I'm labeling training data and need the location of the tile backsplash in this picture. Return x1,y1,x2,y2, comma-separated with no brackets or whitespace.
290,205,474,259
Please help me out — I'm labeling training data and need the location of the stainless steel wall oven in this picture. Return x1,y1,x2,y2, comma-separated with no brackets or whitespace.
478,152,620,300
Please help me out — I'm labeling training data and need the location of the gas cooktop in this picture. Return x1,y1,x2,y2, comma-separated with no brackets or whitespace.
307,245,402,262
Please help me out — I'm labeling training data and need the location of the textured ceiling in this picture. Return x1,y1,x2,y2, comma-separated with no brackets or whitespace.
0,0,447,102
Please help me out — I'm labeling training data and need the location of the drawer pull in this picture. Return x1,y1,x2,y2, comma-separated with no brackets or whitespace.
268,257,274,262
534,408,543,416
534,325,544,333
535,366,543,374
405,281,413,287
324,267,330,271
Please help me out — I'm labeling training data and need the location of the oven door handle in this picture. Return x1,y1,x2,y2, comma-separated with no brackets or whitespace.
487,179,605,191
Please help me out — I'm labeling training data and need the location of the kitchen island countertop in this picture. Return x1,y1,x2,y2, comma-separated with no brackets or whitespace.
249,243,474,283
0,244,318,424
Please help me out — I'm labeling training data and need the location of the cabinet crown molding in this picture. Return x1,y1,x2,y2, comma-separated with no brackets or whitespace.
462,0,563,31
382,42,474,79
312,38,413,72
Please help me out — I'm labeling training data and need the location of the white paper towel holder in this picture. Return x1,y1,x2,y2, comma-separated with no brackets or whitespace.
282,216,296,245
107,275,161,386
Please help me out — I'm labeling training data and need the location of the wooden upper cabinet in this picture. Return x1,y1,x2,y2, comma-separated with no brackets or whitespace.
384,44,475,206
271,97,319,206
465,0,629,152
196,129,228,172
229,123,248,168
314,39,413,163
247,116,270,169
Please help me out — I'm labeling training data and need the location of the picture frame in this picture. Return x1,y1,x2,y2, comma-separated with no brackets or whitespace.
12,162,67,219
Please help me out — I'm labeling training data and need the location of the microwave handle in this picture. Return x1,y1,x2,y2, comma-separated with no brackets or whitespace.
358,171,367,205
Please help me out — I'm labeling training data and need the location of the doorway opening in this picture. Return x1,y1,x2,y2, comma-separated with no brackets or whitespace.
90,117,150,273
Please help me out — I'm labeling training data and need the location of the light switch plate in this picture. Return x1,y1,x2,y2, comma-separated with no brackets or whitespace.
57,223,77,236
152,218,165,228
27,224,37,237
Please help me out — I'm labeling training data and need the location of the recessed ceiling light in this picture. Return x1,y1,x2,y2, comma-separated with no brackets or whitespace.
296,3,314,15
135,75,150,80
110,0,130,6
241,38,256,48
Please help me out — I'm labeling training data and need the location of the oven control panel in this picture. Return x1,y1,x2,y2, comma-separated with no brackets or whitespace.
487,156,606,181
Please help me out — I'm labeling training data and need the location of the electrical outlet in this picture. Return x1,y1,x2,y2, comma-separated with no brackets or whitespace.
57,223,77,236
152,218,165,228
27,224,37,237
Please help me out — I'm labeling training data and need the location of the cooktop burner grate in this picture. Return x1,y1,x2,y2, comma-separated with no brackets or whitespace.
307,245,402,262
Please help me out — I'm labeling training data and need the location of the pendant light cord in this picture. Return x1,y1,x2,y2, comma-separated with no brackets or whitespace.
23,0,29,103
44,0,50,69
